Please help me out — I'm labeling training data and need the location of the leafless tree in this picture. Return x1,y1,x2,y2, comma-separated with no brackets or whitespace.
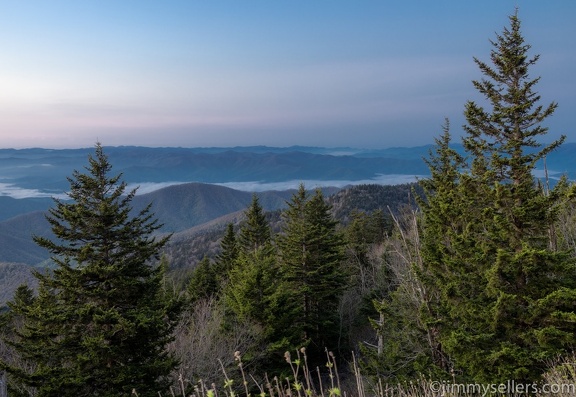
168,297,261,388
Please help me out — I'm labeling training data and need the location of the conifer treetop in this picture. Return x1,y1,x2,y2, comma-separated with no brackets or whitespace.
464,9,564,176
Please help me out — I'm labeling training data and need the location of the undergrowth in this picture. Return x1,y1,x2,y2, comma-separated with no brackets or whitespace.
131,350,576,397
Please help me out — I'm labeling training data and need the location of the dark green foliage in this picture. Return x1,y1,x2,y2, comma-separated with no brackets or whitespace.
345,209,390,270
1,285,36,338
189,222,240,299
185,222,239,306
219,199,294,374
215,223,239,275
341,210,393,341
420,12,576,383
0,285,37,396
356,201,449,382
277,185,347,363
7,286,35,314
418,122,483,376
0,263,37,307
187,257,219,304
365,290,447,382
0,144,181,396
210,197,272,307
238,194,272,254
221,242,298,376
221,185,349,373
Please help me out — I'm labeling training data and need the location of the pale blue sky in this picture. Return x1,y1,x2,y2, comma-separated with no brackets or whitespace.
0,1,574,149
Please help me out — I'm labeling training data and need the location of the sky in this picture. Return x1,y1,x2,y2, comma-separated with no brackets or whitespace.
0,1,575,149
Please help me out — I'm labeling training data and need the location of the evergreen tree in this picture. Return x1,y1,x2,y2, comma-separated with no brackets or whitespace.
238,194,272,254
418,121,485,375
278,185,347,362
221,240,298,374
420,12,576,382
0,285,37,396
0,144,181,396
214,223,239,276
218,197,294,373
187,257,219,304
1,285,36,340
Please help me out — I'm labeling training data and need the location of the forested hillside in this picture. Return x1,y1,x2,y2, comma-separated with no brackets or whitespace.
0,183,292,267
129,182,295,233
0,182,416,304
328,183,421,222
161,183,419,271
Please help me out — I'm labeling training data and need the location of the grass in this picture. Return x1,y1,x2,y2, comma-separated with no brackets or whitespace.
139,350,576,397
152,348,346,397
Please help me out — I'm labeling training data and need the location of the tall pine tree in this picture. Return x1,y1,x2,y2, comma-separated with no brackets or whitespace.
238,194,272,255
0,144,181,396
277,185,346,363
421,11,576,382
187,256,219,305
214,223,239,277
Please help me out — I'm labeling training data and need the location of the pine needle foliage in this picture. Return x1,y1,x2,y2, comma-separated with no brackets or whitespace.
214,223,239,276
278,185,347,365
238,194,272,255
420,11,576,383
1,143,181,396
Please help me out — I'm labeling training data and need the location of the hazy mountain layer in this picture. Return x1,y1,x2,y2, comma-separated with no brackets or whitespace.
0,145,432,196
0,183,295,266
0,182,418,304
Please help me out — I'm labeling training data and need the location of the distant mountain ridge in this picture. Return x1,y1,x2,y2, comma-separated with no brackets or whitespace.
0,182,420,305
0,196,55,221
0,144,433,221
0,183,296,266
0,210,53,265
1,143,572,194
0,144,573,262
130,182,296,233
0,145,431,195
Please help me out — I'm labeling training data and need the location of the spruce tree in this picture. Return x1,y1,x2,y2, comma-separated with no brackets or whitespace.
187,256,219,304
238,194,272,254
419,121,489,376
219,197,294,373
420,11,576,382
277,185,346,363
223,246,293,345
0,285,37,396
214,223,239,276
0,144,181,396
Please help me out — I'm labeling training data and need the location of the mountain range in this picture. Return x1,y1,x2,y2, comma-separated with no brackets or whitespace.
0,182,416,305
2,144,573,201
0,145,431,197
0,144,574,305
